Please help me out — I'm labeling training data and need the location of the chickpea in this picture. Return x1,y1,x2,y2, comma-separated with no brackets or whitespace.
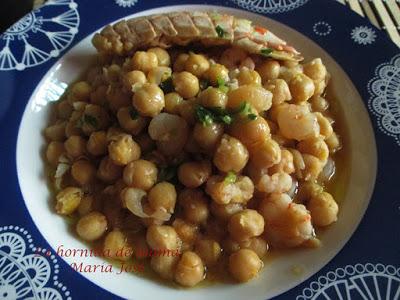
135,133,155,153
106,127,125,142
131,233,150,259
210,202,243,221
104,230,132,261
173,218,199,250
227,85,272,112
57,101,73,120
179,189,209,224
178,99,197,125
257,60,280,82
193,122,224,152
174,251,205,287
106,86,131,112
146,225,179,250
195,239,221,266
297,137,329,162
173,71,199,99
148,182,177,213
249,138,281,168
237,68,262,86
148,47,170,67
133,83,165,117
87,131,107,156
308,191,339,227
205,63,229,86
108,134,141,166
90,85,107,106
71,160,96,186
64,120,81,138
55,187,82,215
178,160,212,188
315,112,333,139
117,107,147,135
264,79,292,105
122,70,146,90
147,66,172,85
123,159,157,190
151,255,179,280
198,87,228,108
289,73,315,102
46,141,64,166
76,211,107,241
239,237,268,258
173,53,189,72
214,135,249,173
64,135,86,158
71,81,92,101
97,156,122,183
303,58,327,82
131,51,158,73
164,92,183,114
325,132,341,153
229,249,262,282
77,195,100,216
228,209,264,241
310,96,329,112
185,53,210,77
228,115,270,150
45,121,66,141
221,237,240,254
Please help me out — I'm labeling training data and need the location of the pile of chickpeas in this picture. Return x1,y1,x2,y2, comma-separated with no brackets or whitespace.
45,45,342,286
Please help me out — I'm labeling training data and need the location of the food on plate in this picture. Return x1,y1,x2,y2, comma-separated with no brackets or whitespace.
43,11,343,286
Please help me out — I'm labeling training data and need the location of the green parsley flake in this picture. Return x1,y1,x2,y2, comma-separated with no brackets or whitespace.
195,105,214,127
224,171,237,184
215,25,226,38
217,76,229,93
260,48,273,57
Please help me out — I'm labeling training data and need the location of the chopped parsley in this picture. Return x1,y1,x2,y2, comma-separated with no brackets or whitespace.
215,25,226,38
216,76,229,93
129,107,139,120
260,48,273,57
83,114,98,128
248,113,257,120
159,77,174,94
195,105,215,127
237,101,258,121
224,171,237,184
195,105,233,126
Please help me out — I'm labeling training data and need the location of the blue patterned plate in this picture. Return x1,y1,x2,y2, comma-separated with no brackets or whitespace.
0,1,399,299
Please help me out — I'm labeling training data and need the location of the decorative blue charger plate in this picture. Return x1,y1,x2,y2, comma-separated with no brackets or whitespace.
0,0,399,299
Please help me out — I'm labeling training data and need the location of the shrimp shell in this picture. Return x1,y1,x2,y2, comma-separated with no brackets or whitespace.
92,12,303,62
